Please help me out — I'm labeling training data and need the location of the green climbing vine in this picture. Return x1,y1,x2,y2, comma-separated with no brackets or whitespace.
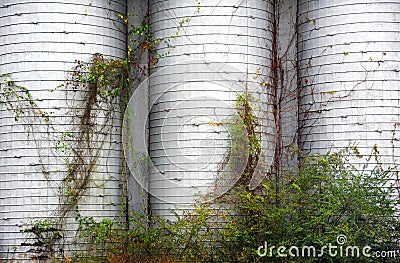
21,219,63,261
209,91,262,201
58,54,128,219
0,74,49,122
233,92,262,188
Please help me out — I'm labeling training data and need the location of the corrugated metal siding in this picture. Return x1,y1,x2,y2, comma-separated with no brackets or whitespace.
148,0,275,217
0,0,125,260
277,1,298,168
298,0,400,167
125,0,149,214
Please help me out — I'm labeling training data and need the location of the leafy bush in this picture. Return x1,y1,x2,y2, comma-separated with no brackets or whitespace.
72,93,400,262
210,147,400,262
73,147,400,263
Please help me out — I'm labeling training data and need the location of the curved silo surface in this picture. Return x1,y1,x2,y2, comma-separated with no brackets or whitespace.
148,0,275,217
0,0,125,260
298,0,400,167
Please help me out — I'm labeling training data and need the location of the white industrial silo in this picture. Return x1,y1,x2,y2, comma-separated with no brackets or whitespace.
298,0,400,169
147,0,275,218
0,0,126,260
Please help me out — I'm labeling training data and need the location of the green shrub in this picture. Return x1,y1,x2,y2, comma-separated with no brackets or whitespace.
73,90,400,262
208,147,400,262
73,147,400,263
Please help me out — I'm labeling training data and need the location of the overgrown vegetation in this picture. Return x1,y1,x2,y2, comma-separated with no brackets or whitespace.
21,219,63,261
56,54,128,219
72,152,400,262
71,94,400,263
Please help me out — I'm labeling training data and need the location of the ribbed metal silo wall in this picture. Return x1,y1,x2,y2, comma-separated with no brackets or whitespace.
298,0,400,168
0,1,125,260
126,0,149,214
148,0,275,218
277,1,298,169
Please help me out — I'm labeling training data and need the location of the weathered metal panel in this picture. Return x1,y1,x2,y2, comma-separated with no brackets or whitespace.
298,0,400,168
0,0,125,260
